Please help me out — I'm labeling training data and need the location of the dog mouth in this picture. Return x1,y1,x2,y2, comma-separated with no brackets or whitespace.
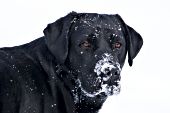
94,75,121,96
89,53,121,97
73,53,122,99
75,76,121,99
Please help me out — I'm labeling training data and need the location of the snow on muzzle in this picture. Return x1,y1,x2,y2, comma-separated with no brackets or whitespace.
73,53,122,99
93,53,122,95
94,53,121,81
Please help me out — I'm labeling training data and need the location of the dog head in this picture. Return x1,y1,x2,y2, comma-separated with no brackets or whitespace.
43,12,143,101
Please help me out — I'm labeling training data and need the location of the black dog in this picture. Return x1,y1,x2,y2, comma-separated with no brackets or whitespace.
0,12,143,113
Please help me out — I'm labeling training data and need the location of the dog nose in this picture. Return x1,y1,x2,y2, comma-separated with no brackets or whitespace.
100,68,120,78
100,68,110,77
104,68,111,75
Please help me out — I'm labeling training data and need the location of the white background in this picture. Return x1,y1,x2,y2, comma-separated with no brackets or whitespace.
0,0,170,113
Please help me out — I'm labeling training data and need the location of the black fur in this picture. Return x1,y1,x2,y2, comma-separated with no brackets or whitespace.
0,12,143,113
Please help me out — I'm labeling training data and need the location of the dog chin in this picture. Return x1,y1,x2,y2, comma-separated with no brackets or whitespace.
77,78,121,98
97,80,121,96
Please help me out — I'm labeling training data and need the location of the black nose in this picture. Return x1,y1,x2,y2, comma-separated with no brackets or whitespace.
100,68,120,78
104,68,111,75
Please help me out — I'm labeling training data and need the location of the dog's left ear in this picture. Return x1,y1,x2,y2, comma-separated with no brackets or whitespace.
126,25,143,66
43,12,77,64
115,14,143,66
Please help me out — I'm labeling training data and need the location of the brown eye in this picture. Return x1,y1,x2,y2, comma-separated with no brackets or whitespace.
113,42,121,49
80,40,91,48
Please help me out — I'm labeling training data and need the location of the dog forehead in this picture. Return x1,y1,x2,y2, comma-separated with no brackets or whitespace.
70,13,124,38
76,13,122,30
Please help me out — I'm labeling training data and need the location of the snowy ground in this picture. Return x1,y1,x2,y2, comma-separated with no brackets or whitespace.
0,0,170,113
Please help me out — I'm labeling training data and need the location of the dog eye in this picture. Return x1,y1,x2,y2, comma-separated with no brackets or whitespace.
80,40,91,48
112,42,121,49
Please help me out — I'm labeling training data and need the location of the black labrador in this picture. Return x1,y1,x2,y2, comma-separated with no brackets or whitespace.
0,12,143,113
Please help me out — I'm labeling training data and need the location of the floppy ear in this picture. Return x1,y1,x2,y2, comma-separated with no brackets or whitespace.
43,12,77,64
126,25,143,66
115,14,143,66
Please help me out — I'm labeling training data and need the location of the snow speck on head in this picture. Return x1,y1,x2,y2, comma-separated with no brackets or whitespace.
51,103,57,108
12,64,16,69
30,88,34,91
118,28,121,31
74,26,78,31
10,79,13,82
71,17,77,23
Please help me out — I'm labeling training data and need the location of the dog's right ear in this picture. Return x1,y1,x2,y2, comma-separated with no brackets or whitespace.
43,12,77,64
115,14,143,66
